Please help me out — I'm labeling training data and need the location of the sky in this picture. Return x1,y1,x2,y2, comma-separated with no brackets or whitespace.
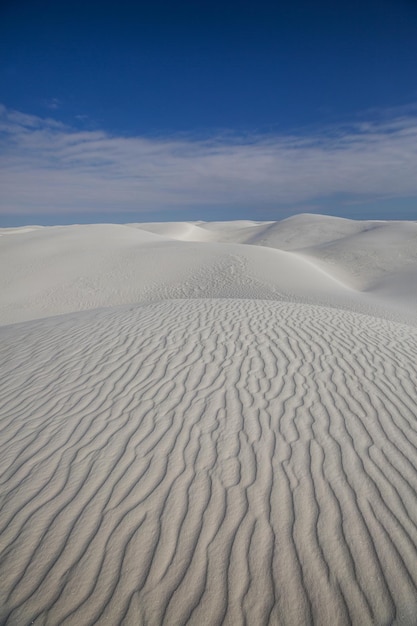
1,0,417,225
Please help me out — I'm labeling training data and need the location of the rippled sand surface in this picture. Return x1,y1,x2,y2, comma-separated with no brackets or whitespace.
1,216,417,625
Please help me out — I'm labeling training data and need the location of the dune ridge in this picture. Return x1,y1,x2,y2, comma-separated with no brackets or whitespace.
1,215,417,325
1,299,417,625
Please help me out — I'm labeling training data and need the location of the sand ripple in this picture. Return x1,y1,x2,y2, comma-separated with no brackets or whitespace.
1,299,417,625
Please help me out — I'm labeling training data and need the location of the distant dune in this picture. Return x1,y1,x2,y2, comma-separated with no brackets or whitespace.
1,215,417,625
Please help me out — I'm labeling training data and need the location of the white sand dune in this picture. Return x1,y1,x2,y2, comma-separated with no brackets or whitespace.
0,222,353,326
131,214,417,318
1,214,417,625
1,215,416,325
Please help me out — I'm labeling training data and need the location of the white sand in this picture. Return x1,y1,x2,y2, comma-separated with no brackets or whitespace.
1,214,417,625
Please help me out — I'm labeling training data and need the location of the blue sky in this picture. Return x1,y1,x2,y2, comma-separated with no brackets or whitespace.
1,0,417,225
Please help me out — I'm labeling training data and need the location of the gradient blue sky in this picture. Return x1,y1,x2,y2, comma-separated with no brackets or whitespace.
1,0,417,225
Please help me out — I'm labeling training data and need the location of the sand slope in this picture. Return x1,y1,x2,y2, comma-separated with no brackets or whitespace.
1,299,417,625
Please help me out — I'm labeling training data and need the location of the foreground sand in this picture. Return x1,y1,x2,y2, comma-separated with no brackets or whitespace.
1,215,417,625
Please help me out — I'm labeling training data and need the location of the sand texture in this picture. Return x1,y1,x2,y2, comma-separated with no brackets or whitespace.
1,215,417,625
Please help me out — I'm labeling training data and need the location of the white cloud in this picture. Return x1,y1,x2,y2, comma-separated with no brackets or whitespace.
1,104,417,217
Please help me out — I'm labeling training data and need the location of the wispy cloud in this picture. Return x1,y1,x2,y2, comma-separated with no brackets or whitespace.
1,103,417,217
43,97,61,111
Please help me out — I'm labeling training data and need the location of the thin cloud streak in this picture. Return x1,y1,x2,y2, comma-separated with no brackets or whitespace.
1,104,417,216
